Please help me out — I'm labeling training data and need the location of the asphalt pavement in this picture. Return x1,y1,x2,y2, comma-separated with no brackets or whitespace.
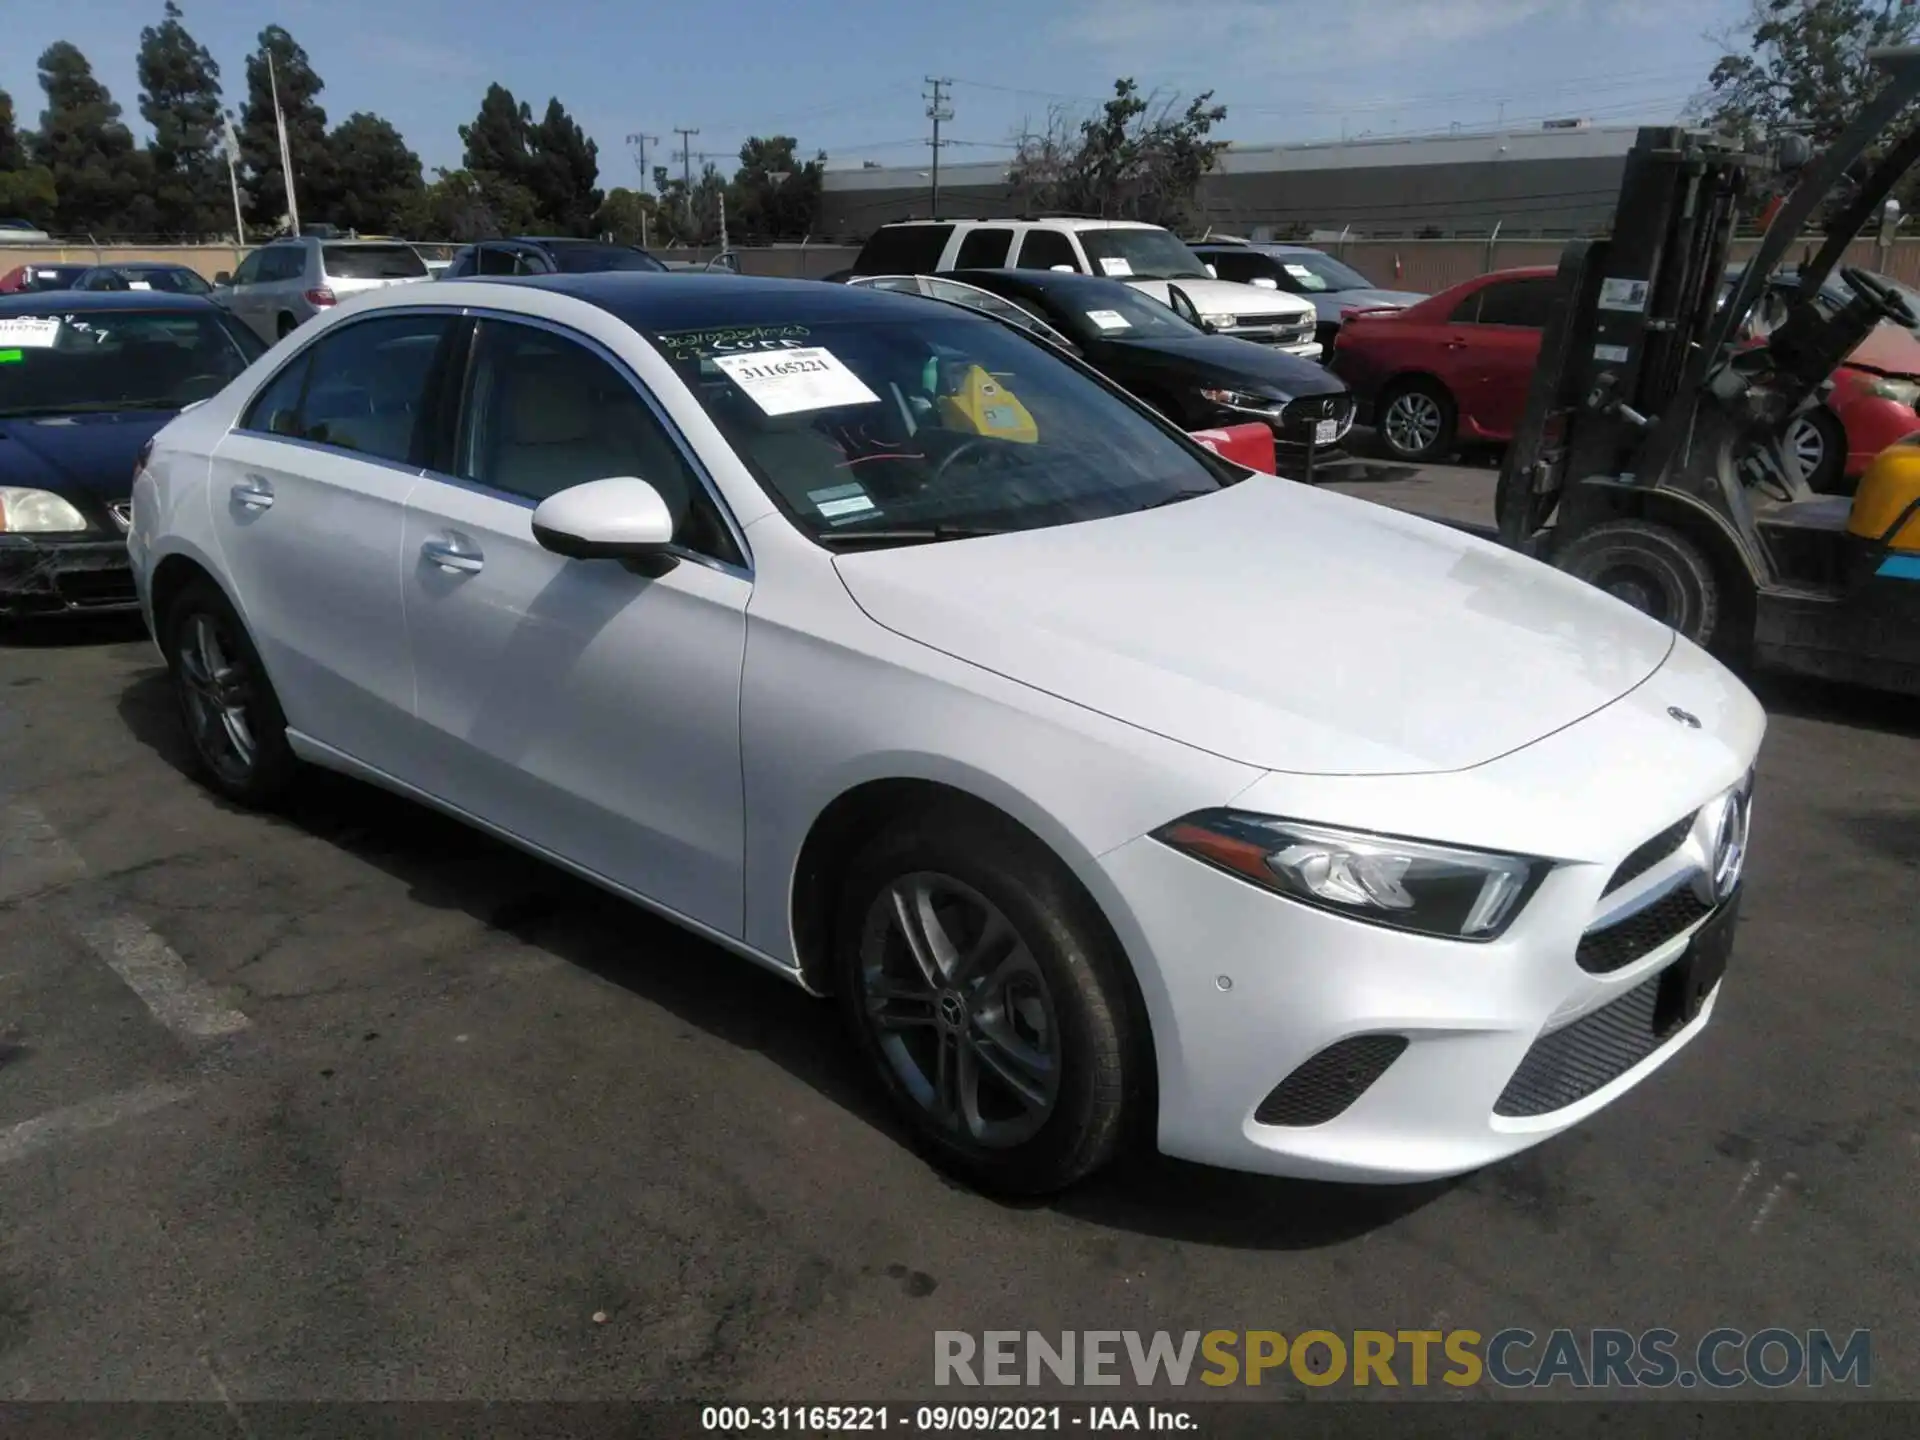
2,465,1917,1405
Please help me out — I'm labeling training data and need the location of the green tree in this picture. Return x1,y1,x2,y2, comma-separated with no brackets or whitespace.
729,135,824,241
650,160,727,246
31,42,149,234
0,89,59,224
459,83,541,233
527,98,601,235
396,168,496,241
137,1,227,237
1704,0,1920,147
237,25,335,231
328,113,423,233
594,185,656,245
1008,78,1227,228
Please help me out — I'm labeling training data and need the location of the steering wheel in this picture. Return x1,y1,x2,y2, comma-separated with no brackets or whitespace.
928,434,996,486
1840,266,1918,327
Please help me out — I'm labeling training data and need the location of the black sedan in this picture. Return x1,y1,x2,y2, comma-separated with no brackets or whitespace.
71,262,215,296
940,269,1354,454
0,291,264,620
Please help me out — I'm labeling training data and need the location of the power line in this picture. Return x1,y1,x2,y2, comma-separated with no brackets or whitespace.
625,132,658,246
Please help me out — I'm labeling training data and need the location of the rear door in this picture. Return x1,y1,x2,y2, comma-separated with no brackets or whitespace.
221,249,271,338
1011,229,1083,273
207,310,461,772
951,226,1015,270
1452,275,1552,439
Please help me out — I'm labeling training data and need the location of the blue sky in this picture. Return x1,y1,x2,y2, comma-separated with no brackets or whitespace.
4,0,1745,180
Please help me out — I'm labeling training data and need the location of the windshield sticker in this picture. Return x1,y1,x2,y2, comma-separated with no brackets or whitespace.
1097,257,1134,278
806,482,877,519
128,280,153,290
1086,309,1131,331
655,324,812,360
1598,278,1649,312
0,317,61,349
0,349,22,364
714,346,881,416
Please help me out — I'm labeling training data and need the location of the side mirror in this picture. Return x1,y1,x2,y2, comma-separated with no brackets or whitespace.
213,271,232,286
1205,263,1219,278
1250,276,1279,290
532,477,677,571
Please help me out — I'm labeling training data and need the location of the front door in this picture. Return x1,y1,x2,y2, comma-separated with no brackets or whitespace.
208,310,459,773
399,315,751,935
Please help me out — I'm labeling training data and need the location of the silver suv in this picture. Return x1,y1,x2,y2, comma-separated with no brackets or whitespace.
213,238,430,342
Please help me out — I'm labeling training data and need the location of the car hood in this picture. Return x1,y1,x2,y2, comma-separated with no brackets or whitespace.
1311,287,1427,321
0,410,172,497
1101,335,1347,397
1843,319,1920,378
1124,276,1315,321
832,477,1678,776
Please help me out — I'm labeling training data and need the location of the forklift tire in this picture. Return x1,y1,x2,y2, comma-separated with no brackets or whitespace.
1375,378,1456,463
1554,520,1720,647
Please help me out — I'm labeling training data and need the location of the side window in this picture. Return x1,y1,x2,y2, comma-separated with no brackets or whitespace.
953,227,1014,269
231,251,265,286
852,224,954,274
456,320,740,564
1207,251,1263,284
263,314,455,463
476,246,518,276
1448,288,1485,324
262,247,304,282
1476,277,1556,328
1014,229,1080,272
241,352,313,435
512,248,553,276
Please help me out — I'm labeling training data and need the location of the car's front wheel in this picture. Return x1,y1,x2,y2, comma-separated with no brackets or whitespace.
163,578,298,806
834,808,1140,1195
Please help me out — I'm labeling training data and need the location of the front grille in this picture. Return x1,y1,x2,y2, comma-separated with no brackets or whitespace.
108,501,133,533
1577,885,1714,974
1603,812,1695,895
1254,1034,1408,1127
1494,968,1683,1117
1230,317,1315,346
1276,393,1356,443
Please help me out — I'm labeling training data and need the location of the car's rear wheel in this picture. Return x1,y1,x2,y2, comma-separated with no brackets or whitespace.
1376,377,1456,462
1554,519,1720,647
276,312,297,339
834,808,1138,1196
163,578,297,806
1785,406,1848,494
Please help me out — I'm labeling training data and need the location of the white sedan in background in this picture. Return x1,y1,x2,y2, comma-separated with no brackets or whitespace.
128,274,1763,1195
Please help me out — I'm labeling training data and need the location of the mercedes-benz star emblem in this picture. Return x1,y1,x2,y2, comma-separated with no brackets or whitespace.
1667,706,1702,729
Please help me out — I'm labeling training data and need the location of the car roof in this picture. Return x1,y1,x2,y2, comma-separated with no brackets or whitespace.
0,288,223,314
370,272,959,330
878,218,1164,233
84,261,199,272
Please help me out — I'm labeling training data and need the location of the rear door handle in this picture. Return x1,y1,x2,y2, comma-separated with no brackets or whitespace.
421,536,484,573
231,476,274,509
1445,338,1469,350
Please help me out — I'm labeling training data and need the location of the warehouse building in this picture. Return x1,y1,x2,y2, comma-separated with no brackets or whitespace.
818,122,1645,240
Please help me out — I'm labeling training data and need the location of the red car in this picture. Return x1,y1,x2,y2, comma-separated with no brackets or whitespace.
1333,264,1920,492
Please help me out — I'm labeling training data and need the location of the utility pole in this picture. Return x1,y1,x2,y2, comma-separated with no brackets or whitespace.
675,127,700,240
626,131,658,248
924,77,953,218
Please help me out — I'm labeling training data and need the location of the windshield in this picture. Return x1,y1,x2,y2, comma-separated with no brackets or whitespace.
546,244,668,274
93,267,213,295
322,244,429,280
649,312,1232,545
1041,284,1198,343
0,308,261,418
1077,229,1209,281
17,266,87,293
1265,250,1373,293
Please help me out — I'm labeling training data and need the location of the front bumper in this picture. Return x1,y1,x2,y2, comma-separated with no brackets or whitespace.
0,534,140,617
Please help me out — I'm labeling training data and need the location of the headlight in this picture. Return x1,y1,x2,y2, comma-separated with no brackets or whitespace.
1200,313,1237,330
1154,809,1545,940
1199,387,1285,415
1866,376,1920,406
0,487,88,534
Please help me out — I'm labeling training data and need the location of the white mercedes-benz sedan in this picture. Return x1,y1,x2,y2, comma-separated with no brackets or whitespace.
127,274,1763,1195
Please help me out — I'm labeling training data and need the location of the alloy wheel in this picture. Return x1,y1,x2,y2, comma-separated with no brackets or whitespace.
175,611,258,786
857,871,1062,1149
1786,415,1824,481
1383,391,1443,456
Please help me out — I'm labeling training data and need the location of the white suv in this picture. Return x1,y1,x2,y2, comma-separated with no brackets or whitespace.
847,219,1323,359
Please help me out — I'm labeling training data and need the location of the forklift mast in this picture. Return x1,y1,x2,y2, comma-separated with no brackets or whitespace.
1497,46,1920,572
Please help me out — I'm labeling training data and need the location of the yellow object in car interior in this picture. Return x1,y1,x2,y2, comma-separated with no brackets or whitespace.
1849,432,1920,550
937,365,1039,444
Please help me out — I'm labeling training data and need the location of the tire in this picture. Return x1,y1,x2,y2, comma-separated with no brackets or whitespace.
162,578,299,807
1375,377,1456,463
276,313,297,340
833,807,1139,1196
1553,519,1721,647
1785,406,1848,495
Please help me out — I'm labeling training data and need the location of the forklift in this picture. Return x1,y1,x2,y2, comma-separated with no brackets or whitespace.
1495,45,1920,696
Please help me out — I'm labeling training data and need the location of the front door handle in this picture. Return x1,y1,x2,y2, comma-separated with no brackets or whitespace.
421,536,484,573
1445,338,1469,350
230,476,274,509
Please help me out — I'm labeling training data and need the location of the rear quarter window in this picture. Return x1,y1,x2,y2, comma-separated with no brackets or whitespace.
853,225,955,275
